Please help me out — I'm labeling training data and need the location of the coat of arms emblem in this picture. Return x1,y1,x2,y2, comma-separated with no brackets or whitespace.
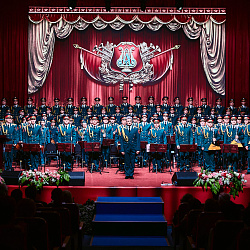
74,42,180,91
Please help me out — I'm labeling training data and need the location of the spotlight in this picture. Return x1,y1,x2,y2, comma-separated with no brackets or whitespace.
140,0,147,12
105,0,111,12
68,0,77,10
175,0,184,11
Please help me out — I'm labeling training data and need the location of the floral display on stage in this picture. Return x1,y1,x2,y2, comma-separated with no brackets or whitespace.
194,168,247,199
19,169,70,190
0,175,5,184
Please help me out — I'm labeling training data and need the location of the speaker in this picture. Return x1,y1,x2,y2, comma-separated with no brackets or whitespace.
68,172,85,186
172,172,198,186
1,171,22,185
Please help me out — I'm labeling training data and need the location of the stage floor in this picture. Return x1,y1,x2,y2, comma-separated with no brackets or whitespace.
30,162,250,188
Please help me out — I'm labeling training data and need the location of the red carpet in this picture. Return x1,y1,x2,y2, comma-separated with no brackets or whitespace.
7,163,250,224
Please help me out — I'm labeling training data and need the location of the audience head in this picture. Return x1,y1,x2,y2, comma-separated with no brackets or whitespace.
11,189,23,204
62,190,73,203
25,185,37,201
51,188,63,206
0,183,8,198
17,198,36,218
204,198,219,212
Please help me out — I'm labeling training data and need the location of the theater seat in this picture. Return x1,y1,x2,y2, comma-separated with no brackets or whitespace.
15,217,49,250
208,220,244,250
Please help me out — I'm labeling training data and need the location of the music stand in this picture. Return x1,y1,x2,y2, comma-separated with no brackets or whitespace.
78,141,85,167
179,144,197,171
4,144,13,153
102,139,115,169
84,142,101,174
57,143,73,171
22,143,41,170
221,144,239,170
147,143,168,174
115,143,125,174
167,135,176,171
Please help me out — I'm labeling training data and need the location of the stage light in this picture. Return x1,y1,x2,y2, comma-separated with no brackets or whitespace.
140,0,147,12
175,0,184,11
105,0,111,12
68,0,77,10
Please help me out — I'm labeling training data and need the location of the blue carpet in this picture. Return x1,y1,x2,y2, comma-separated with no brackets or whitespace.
96,197,163,203
94,214,166,222
92,236,168,246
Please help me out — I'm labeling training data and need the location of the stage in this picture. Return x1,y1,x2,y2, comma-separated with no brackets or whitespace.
6,164,250,224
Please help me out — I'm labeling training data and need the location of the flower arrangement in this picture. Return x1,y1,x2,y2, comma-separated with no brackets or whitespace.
194,168,247,199
0,176,5,184
19,169,70,190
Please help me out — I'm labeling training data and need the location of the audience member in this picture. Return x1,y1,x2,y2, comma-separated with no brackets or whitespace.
25,185,47,206
48,188,63,207
11,188,23,204
204,198,220,212
62,190,73,203
16,198,36,217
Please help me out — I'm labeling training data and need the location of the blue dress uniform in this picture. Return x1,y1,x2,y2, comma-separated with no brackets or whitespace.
76,126,89,166
100,122,112,166
175,121,193,171
0,100,10,120
49,125,59,144
169,113,178,127
201,98,211,116
65,104,75,116
114,113,123,124
202,126,218,172
57,123,77,170
160,119,173,166
223,124,239,171
106,97,117,115
40,126,50,165
238,98,249,115
92,104,103,116
244,124,250,174
147,104,156,118
78,104,89,117
120,99,131,115
11,104,22,120
148,126,167,171
86,124,103,171
72,114,81,127
161,104,170,113
23,123,42,170
0,121,19,170
195,125,206,166
38,105,49,115
138,120,151,167
52,98,61,116
214,105,225,115
133,103,143,116
120,124,140,178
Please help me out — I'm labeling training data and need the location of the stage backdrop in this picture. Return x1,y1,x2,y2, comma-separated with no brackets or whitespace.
28,8,226,107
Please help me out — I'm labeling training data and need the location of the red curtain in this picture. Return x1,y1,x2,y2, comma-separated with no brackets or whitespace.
30,25,223,107
0,1,28,107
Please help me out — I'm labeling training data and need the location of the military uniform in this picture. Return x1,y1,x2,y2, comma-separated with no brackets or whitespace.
175,122,193,171
148,126,167,171
202,126,218,171
244,124,250,173
58,123,77,170
86,124,102,170
0,121,19,170
40,126,50,165
224,124,239,171
23,123,42,170
120,124,140,178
